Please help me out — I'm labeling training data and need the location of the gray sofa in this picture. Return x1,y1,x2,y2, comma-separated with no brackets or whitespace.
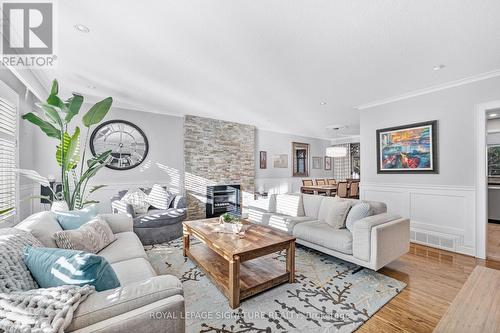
248,193,410,271
111,189,187,245
15,211,185,333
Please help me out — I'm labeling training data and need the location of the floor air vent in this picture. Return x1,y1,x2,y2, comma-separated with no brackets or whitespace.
410,229,456,251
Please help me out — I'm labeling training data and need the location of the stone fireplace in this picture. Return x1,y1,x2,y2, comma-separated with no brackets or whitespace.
184,115,255,220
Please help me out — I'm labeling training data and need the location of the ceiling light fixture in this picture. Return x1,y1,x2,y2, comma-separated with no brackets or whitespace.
74,24,90,33
320,101,327,105
326,146,347,158
433,64,446,71
490,113,498,117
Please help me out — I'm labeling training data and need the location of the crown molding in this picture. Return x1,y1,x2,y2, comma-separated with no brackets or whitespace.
355,69,500,110
5,66,49,101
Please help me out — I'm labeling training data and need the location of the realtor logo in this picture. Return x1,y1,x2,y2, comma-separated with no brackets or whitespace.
1,1,56,67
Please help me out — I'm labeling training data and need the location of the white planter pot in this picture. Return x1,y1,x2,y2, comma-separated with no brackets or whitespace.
51,201,69,212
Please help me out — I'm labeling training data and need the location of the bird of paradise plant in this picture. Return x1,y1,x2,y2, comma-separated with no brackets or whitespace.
19,79,113,210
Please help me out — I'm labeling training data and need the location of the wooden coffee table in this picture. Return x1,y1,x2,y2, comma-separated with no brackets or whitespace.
183,218,296,309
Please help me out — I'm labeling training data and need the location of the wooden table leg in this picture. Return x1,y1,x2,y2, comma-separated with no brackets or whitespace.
183,232,190,257
229,255,240,309
286,241,295,283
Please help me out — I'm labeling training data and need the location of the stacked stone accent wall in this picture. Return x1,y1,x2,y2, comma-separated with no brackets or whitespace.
184,115,255,220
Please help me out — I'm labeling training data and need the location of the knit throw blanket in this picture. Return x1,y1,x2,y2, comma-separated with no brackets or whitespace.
0,228,95,332
0,285,95,333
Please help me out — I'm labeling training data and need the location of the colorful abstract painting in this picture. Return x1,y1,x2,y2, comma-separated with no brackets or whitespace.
377,121,437,173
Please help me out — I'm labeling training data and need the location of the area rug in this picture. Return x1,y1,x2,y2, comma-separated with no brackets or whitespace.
145,238,405,333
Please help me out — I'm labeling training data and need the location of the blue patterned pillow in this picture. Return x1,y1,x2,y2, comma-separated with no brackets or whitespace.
345,202,371,231
23,246,120,292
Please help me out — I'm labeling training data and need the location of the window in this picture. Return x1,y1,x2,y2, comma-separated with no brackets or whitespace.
0,97,17,222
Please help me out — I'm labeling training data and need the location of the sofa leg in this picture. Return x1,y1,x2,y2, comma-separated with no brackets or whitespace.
351,266,364,274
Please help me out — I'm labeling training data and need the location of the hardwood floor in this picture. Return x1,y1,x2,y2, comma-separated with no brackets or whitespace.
488,222,500,261
358,243,500,333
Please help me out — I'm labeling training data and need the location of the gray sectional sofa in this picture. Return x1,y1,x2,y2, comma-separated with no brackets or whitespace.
111,190,187,245
248,193,410,271
15,211,185,333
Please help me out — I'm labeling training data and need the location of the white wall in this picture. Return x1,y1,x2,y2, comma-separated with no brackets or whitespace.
360,76,500,256
255,129,333,193
22,106,184,213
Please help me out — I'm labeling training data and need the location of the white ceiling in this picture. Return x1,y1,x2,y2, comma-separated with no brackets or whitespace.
29,0,500,139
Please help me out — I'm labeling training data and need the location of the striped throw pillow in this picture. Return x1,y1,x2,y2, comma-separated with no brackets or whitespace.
345,202,371,231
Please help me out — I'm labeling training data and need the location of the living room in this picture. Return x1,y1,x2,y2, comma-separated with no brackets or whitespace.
1,1,500,333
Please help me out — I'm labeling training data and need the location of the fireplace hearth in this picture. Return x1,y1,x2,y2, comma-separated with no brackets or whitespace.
206,185,241,218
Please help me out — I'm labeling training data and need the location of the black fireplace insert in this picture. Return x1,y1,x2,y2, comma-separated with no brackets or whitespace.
206,185,241,218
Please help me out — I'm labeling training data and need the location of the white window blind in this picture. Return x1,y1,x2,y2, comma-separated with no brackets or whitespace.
0,97,17,222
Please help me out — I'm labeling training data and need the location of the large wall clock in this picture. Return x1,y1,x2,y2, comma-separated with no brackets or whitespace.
90,120,149,170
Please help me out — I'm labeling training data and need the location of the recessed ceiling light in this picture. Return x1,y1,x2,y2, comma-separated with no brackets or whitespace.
87,84,96,89
433,64,446,71
320,101,327,105
490,113,498,117
326,125,348,131
74,24,90,33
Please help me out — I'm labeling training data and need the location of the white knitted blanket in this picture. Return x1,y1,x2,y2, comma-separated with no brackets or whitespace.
0,284,95,333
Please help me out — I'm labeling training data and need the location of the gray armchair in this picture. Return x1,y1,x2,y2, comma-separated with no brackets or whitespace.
111,189,187,245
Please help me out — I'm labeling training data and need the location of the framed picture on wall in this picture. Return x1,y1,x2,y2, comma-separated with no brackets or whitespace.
324,156,332,170
273,154,288,168
376,120,438,173
259,151,267,169
312,157,322,169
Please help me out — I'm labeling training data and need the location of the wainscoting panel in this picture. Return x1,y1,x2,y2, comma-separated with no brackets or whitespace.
361,183,476,256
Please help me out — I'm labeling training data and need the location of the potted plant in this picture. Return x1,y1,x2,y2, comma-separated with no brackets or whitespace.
18,79,113,211
219,213,243,233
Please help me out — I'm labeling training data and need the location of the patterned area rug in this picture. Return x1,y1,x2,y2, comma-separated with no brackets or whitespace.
145,238,405,333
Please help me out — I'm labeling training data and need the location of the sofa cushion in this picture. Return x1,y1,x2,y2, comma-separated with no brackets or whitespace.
324,200,352,229
248,210,271,226
54,217,116,253
345,202,372,231
111,258,157,285
302,194,324,218
293,221,353,254
98,232,148,264
24,246,120,292
248,194,276,213
54,204,98,230
318,197,352,227
340,198,387,216
146,184,175,210
267,213,315,234
67,275,183,332
122,191,150,215
15,211,62,248
133,208,186,228
275,193,304,217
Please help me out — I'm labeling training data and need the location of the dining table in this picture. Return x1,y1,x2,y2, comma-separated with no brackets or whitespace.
300,185,338,196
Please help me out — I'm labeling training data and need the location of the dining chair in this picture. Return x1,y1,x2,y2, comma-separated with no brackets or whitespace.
301,179,315,194
336,181,349,198
327,179,336,186
315,179,326,186
314,179,328,195
349,181,360,199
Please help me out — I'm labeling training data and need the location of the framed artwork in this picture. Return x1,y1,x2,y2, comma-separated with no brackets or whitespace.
377,120,438,173
312,157,322,169
259,151,267,169
273,154,288,168
324,156,332,170
292,142,309,176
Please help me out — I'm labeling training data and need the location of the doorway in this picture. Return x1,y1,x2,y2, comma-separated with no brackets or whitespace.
476,101,500,260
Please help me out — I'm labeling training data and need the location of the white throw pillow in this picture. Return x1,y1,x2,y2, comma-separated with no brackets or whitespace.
323,201,352,229
147,184,175,210
345,202,372,231
122,191,150,214
275,194,304,217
